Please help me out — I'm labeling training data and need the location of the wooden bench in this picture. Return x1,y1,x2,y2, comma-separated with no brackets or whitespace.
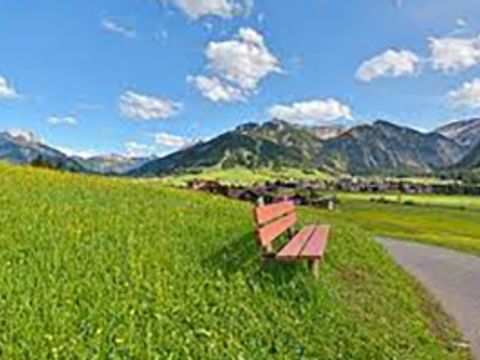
253,200,330,277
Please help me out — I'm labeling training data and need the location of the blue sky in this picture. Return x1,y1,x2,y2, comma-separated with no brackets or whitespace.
1,0,480,157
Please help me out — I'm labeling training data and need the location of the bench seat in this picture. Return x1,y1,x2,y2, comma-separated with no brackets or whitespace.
276,225,330,261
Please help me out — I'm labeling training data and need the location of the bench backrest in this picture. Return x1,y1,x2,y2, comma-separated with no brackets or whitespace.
253,201,297,250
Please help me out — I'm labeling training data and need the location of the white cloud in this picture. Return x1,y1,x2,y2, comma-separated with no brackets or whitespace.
449,78,480,108
206,28,281,90
57,146,101,159
119,91,182,121
102,19,136,39
154,132,192,148
268,99,353,125
46,116,78,127
124,141,157,157
356,49,420,82
124,132,193,158
0,76,18,100
429,35,480,72
190,27,280,102
188,75,244,102
167,0,252,19
237,27,263,45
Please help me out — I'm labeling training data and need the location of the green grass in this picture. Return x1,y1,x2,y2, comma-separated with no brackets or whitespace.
321,194,480,255
0,164,470,359
159,167,333,186
386,177,455,185
339,192,480,211
364,176,458,185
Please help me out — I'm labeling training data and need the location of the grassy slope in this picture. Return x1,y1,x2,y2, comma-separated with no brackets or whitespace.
0,164,469,359
159,167,333,186
323,195,480,255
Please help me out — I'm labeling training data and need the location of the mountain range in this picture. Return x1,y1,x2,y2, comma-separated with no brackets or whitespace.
2,118,480,178
0,131,85,172
74,155,152,175
0,131,150,175
131,118,480,177
321,120,466,175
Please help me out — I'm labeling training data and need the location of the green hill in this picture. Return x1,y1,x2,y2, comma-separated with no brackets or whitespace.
0,163,469,358
130,120,329,176
160,167,333,186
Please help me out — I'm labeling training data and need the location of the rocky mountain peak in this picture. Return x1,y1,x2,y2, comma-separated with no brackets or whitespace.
436,118,480,149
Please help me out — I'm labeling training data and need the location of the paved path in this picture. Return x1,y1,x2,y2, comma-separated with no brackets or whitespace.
375,237,480,359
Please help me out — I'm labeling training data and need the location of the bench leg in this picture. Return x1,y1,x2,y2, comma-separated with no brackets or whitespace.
262,244,275,258
308,259,320,278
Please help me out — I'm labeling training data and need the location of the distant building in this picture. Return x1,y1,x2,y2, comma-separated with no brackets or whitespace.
187,180,230,197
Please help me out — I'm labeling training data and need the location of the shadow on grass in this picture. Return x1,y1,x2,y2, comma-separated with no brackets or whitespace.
202,232,310,288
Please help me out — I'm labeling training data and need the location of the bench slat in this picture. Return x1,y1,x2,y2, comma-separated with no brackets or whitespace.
257,212,297,247
300,225,330,259
276,225,316,261
255,201,295,226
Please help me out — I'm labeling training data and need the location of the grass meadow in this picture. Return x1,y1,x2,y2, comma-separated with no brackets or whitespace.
339,192,480,211
158,167,333,186
329,195,480,255
0,164,471,358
